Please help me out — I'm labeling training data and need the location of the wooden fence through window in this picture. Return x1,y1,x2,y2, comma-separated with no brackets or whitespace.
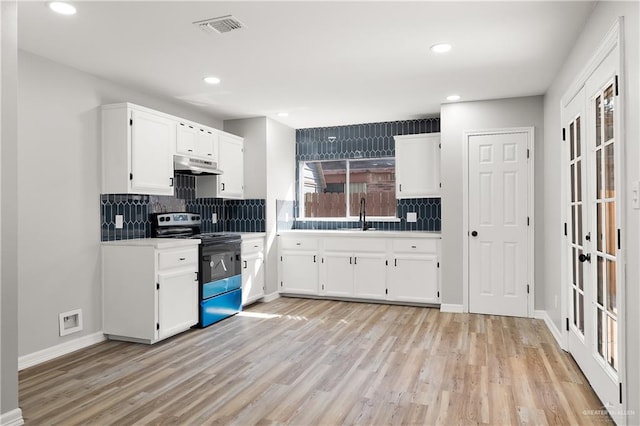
304,191,396,218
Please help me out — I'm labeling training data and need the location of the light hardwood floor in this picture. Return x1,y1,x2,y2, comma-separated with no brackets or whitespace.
19,297,612,425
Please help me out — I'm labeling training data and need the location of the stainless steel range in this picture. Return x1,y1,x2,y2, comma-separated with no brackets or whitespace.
151,212,242,327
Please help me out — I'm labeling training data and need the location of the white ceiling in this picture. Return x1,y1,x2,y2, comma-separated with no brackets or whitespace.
17,1,595,129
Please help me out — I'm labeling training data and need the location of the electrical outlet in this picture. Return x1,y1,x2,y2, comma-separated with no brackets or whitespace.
632,180,640,209
407,212,417,223
115,215,124,229
212,213,217,224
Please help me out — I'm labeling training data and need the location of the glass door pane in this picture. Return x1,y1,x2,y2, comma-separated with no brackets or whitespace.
594,82,618,372
568,118,585,334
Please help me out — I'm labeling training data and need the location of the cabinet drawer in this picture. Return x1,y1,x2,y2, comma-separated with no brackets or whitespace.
392,238,437,253
242,238,264,254
158,248,198,270
279,237,318,250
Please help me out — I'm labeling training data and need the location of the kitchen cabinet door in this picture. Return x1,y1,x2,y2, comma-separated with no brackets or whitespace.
353,252,387,300
321,252,354,297
176,122,197,155
387,254,439,304
218,132,244,199
280,250,318,295
196,127,218,161
157,268,199,340
395,133,441,198
242,251,264,306
130,109,175,195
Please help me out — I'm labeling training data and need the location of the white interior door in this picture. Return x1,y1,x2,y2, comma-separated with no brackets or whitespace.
468,131,529,317
563,47,623,420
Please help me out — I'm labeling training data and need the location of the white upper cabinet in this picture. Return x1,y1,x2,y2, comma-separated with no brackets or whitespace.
217,131,244,199
176,121,218,161
394,133,441,198
102,103,175,196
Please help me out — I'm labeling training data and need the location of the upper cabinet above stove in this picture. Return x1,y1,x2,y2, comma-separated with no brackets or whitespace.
101,102,244,198
102,103,176,196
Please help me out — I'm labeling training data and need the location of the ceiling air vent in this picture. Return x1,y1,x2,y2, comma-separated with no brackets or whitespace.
194,15,245,34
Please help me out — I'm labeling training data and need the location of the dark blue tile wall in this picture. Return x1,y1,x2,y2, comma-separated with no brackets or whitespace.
296,118,439,161
293,198,440,231
101,174,265,241
294,118,441,231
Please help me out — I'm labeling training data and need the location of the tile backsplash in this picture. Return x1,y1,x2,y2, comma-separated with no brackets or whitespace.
293,198,441,231
101,174,265,241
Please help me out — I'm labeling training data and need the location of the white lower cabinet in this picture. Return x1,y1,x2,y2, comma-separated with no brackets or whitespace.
278,233,440,305
102,240,199,344
322,251,354,297
241,236,265,306
279,237,319,295
353,252,388,300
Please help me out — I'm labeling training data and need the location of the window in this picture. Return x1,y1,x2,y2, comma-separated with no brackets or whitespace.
300,158,396,218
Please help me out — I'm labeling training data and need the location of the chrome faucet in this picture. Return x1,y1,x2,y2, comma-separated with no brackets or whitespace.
359,197,370,231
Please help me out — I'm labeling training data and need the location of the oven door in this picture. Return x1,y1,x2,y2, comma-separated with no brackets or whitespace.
201,243,241,284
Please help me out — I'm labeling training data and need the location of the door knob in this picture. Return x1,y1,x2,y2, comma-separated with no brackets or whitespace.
578,253,591,263
471,231,478,237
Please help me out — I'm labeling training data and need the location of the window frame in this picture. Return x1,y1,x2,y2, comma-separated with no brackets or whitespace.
297,157,398,221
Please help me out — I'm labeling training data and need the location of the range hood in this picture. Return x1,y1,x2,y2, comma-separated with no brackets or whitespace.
174,155,223,175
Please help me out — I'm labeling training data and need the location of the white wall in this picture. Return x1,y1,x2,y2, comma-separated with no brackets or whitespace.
440,96,545,308
542,2,639,420
17,51,223,358
1,0,20,419
224,117,267,200
265,119,296,294
224,117,296,295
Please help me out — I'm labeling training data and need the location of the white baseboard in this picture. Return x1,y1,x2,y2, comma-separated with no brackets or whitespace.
440,304,464,313
262,292,281,303
534,310,565,349
1,408,24,426
18,331,106,371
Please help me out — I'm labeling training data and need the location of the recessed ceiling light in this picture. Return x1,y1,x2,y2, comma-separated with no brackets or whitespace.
203,76,221,85
277,112,289,117
49,1,76,15
446,94,461,101
430,43,452,53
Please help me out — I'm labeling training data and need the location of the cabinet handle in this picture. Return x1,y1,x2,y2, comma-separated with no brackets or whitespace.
179,257,186,261
350,257,352,265
208,153,212,156
394,259,397,267
313,255,316,263
411,245,417,249
195,272,199,282
188,149,193,152
354,257,357,265
221,182,225,191
169,177,174,187
243,260,248,268
399,184,402,192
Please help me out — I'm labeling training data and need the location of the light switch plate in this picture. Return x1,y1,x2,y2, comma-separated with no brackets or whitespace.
407,212,417,223
115,215,124,229
212,213,218,224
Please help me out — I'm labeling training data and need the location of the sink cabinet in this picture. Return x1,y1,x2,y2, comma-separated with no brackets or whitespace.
277,233,440,305
102,240,199,344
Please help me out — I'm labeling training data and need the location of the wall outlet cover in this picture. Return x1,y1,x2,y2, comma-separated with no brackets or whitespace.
115,215,124,229
59,309,83,336
212,213,218,224
407,212,417,223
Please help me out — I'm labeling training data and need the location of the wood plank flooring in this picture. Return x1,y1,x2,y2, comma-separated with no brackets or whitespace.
19,298,612,425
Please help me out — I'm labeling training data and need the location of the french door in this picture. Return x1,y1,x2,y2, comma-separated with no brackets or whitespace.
564,46,624,421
